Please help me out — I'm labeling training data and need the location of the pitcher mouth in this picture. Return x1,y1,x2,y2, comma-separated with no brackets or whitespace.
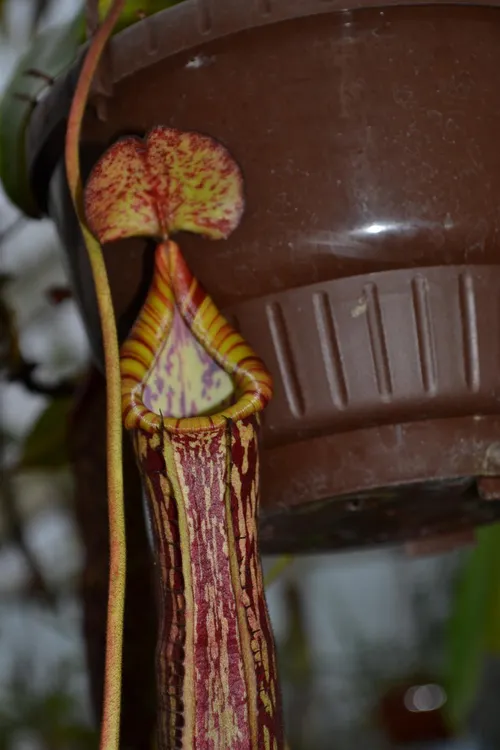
120,240,273,434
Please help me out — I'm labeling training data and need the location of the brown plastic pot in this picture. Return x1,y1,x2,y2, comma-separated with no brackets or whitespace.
26,1,500,553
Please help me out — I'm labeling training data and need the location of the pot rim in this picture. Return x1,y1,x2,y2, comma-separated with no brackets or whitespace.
26,0,500,216
80,0,500,89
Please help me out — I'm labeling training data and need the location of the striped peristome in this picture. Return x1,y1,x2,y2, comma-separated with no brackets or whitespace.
120,241,273,435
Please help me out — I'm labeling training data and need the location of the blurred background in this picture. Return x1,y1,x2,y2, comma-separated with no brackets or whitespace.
0,2,499,748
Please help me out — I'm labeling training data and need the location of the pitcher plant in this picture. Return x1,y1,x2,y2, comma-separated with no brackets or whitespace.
65,2,285,748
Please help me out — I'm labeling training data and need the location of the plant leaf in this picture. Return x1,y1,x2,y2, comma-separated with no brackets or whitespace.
482,525,500,654
84,126,244,244
0,12,85,215
444,524,500,729
20,397,72,469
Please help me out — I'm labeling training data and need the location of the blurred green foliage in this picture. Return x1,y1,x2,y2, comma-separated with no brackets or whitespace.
446,524,500,731
21,397,73,470
0,659,98,750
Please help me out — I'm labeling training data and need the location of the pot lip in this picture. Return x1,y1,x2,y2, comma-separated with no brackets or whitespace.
70,0,500,92
26,0,500,215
